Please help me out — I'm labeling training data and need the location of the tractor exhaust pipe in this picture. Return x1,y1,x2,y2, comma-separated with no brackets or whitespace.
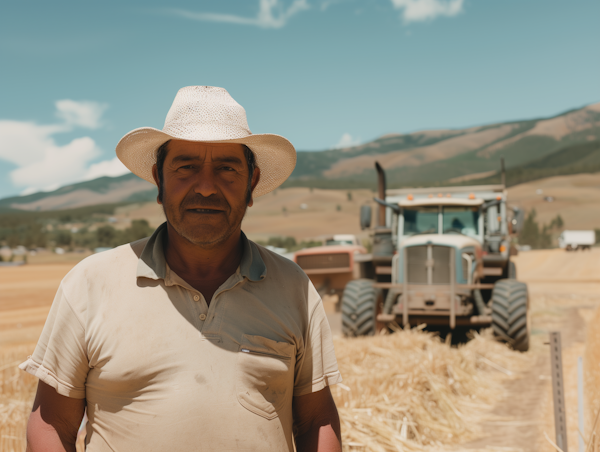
500,157,506,187
375,161,386,226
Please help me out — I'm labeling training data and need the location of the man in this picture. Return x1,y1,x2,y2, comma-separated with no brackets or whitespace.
21,86,343,451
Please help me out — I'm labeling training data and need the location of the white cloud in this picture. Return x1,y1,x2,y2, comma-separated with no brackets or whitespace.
10,136,100,188
167,0,310,29
390,0,463,23
332,133,361,149
319,0,346,11
0,100,128,196
55,99,108,129
84,157,130,181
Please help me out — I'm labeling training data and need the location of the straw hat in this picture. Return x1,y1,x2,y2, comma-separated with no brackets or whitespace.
116,86,296,197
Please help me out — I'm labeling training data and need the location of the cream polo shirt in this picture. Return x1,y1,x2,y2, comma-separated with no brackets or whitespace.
20,223,342,451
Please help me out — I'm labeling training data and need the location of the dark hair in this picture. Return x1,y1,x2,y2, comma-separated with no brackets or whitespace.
155,140,256,204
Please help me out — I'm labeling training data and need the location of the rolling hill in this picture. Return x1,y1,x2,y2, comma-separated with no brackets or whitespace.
1,100,599,211
287,101,600,188
456,140,600,187
0,173,156,212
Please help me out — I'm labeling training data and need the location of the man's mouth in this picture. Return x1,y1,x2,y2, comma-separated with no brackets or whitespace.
188,208,223,214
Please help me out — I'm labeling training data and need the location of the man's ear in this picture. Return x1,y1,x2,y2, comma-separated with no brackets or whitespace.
247,167,261,207
151,164,162,205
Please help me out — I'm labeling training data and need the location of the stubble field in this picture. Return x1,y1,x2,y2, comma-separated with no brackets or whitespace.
2,248,600,451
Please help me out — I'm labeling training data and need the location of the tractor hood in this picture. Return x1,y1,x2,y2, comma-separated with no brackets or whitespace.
400,234,481,250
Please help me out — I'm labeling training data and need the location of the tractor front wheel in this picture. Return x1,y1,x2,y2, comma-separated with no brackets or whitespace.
341,279,383,337
491,279,529,351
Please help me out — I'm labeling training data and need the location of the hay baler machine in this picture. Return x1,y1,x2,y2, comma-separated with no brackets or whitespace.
342,161,530,351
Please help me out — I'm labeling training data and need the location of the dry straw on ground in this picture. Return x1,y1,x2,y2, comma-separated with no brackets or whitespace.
0,345,36,452
332,327,528,451
1,329,525,451
0,344,86,452
585,307,600,452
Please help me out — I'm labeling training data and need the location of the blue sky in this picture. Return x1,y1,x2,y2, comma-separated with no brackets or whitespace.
0,0,598,199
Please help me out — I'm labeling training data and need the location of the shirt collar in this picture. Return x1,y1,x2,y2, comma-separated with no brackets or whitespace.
136,222,266,283
240,232,267,282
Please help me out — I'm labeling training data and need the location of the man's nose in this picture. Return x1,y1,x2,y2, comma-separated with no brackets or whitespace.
193,166,218,197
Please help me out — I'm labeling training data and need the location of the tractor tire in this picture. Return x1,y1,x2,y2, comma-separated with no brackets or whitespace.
491,279,529,352
341,279,382,337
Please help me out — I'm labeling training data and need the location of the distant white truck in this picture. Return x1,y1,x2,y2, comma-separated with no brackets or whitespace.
559,230,595,251
322,234,361,246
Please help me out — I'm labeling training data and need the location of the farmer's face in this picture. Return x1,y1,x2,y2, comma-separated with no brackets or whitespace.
153,140,259,248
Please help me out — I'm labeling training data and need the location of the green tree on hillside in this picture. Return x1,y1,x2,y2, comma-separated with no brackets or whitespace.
54,230,72,247
124,219,153,243
519,209,540,248
519,210,563,249
96,225,118,248
549,214,564,230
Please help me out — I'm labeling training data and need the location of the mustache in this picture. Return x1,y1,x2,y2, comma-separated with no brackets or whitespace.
181,195,229,211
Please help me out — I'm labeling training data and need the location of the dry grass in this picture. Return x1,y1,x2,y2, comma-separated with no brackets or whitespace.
0,344,36,452
332,327,528,451
0,344,87,452
2,329,525,452
585,307,600,451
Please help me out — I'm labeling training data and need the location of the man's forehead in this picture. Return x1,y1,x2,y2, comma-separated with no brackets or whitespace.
166,140,246,161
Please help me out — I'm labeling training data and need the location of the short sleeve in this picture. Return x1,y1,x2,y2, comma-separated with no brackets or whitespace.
19,284,88,398
293,286,342,397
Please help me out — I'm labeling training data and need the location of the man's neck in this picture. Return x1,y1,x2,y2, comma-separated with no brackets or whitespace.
163,223,244,302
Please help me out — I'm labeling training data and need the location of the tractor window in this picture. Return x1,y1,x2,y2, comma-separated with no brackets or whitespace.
403,207,439,236
442,207,479,238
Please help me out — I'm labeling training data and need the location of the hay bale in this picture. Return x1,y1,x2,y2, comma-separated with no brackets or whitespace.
332,328,527,451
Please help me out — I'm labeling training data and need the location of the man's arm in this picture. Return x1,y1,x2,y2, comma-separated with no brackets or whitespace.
26,380,86,452
293,386,342,452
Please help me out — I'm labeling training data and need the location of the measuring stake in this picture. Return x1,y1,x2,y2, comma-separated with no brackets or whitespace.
550,332,568,452
578,356,584,452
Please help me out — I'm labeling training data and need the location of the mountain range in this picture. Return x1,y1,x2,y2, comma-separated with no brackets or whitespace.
1,101,599,211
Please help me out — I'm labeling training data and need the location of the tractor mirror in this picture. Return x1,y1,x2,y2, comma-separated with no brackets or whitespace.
511,208,525,234
360,205,372,230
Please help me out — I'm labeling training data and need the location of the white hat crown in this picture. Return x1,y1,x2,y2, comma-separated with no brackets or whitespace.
162,86,251,141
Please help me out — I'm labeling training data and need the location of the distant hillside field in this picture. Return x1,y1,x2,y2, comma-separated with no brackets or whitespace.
508,172,600,230
108,174,600,240
1,173,599,247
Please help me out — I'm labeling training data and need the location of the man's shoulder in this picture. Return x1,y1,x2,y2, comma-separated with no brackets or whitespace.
63,237,150,283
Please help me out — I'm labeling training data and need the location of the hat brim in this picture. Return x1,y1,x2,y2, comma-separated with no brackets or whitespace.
116,127,297,197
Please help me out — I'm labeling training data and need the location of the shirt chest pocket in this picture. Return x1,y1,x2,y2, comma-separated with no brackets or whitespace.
236,334,296,420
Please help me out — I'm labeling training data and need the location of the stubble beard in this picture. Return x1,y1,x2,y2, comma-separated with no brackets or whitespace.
161,193,249,249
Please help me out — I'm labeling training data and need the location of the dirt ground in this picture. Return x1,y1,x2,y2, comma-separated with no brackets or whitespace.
1,248,599,451
460,248,600,452
0,264,74,347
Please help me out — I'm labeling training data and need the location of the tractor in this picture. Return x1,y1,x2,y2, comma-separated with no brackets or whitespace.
342,161,530,351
